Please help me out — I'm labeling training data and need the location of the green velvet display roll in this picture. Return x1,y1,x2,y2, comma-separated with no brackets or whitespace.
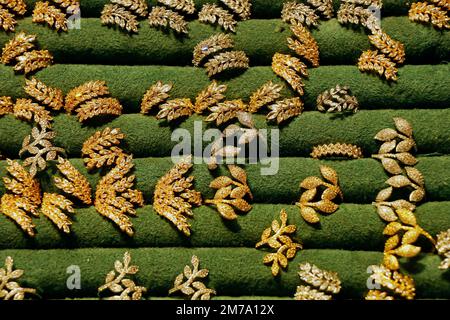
1,157,450,203
1,110,450,158
0,248,447,298
1,18,448,66
19,0,421,18
0,202,447,251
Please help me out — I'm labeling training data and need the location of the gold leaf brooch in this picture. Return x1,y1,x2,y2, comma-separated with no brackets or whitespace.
316,85,359,113
0,96,14,116
295,263,341,300
0,256,36,300
148,6,189,34
0,0,27,32
409,1,449,30
310,143,363,159
101,0,148,33
198,4,237,32
272,53,308,96
287,24,320,67
282,1,319,27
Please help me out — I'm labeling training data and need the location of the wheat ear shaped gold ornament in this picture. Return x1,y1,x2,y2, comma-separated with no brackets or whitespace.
0,96,14,116
141,81,173,114
0,256,37,300
65,80,110,113
32,1,68,32
0,0,27,32
307,0,334,19
192,33,234,67
248,81,283,113
148,6,189,34
272,53,308,96
54,157,92,205
13,98,52,125
409,2,449,29
288,24,320,67
220,0,251,20
101,0,148,33
82,127,126,169
282,1,319,27
194,80,227,113
266,97,304,124
436,229,450,270
204,50,249,77
311,143,363,159
337,3,382,34
158,0,195,14
24,77,64,111
295,263,341,300
316,85,359,113
198,4,237,32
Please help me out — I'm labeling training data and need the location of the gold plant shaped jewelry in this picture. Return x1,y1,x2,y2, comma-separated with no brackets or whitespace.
140,81,173,114
409,2,449,29
310,143,363,159
0,256,37,300
32,1,68,32
1,31,35,64
204,51,250,77
281,1,320,27
98,252,147,300
148,6,189,34
382,208,435,270
0,0,27,32
358,50,398,81
368,31,406,64
95,155,144,236
287,24,320,67
192,33,234,67
272,53,308,96
13,99,52,125
15,50,53,75
153,157,202,236
220,0,251,20
248,81,283,114
365,264,415,300
296,165,342,224
316,85,359,113
54,157,92,205
436,229,450,270
64,80,110,113
255,209,302,276
205,165,252,220
76,97,123,122
19,123,65,177
337,2,381,34
158,0,195,14
24,77,64,111
40,192,75,233
156,98,195,121
101,0,148,33
295,263,341,300
0,96,13,116
1,159,41,236
307,0,334,19
194,80,227,114
266,97,304,124
169,255,216,300
198,4,237,32
81,127,126,170
205,99,247,126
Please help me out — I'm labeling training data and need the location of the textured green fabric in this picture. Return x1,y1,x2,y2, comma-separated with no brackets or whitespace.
1,157,450,203
1,17,448,66
0,202,447,251
1,64,448,113
0,248,447,299
19,0,421,18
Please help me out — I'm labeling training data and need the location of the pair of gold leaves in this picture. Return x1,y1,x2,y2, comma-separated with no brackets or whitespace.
295,263,341,300
32,0,80,32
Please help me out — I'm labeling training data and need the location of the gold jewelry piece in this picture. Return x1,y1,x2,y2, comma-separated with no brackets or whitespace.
198,4,237,32
153,156,202,236
298,263,341,294
436,229,450,270
338,3,382,34
76,97,123,122
82,127,126,170
95,155,144,236
368,31,406,64
101,4,139,33
296,165,342,224
156,98,194,121
0,0,27,32
1,32,35,64
409,2,449,29
316,84,359,113
24,77,64,111
365,290,394,300
32,1,68,32
148,6,188,34
65,80,110,113
281,1,319,27
169,255,216,300
0,256,37,300
0,0,27,15
204,51,249,77
248,81,283,113
358,50,398,81
14,49,53,75
141,81,173,114
429,0,450,10
41,192,74,233
272,53,308,96
13,98,52,125
295,285,332,300
98,252,147,300
0,194,37,236
54,157,92,205
19,123,65,177
192,33,234,67
367,264,415,300
158,0,195,14
205,99,246,126
194,80,227,113
287,24,320,67
0,96,14,116
311,143,363,159
0,7,17,32
307,0,334,19
111,0,148,17
266,97,304,124
256,209,302,276
205,164,252,220
220,0,251,20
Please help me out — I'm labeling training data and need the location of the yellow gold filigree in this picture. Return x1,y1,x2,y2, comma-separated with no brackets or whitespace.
367,264,415,300
368,31,406,64
436,229,450,270
24,77,64,111
220,0,251,20
41,192,75,233
153,156,202,236
148,6,188,34
295,285,332,300
156,98,194,121
101,4,139,33
0,256,36,300
192,33,234,67
248,81,283,113
282,1,319,26
296,165,342,224
205,99,247,126
358,50,398,81
82,127,126,170
98,251,147,300
158,0,195,14
310,143,363,159
288,24,320,67
0,194,38,236
198,4,237,32
169,255,216,300
76,97,123,122
298,263,341,294
140,81,173,114
54,157,92,205
266,97,304,124
256,209,302,276
14,49,53,75
0,96,14,116
65,80,110,113
32,1,68,32
316,85,359,113
408,2,449,29
1,32,35,64
95,155,144,236
13,98,52,125
194,80,227,114
204,51,249,77
272,53,308,96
